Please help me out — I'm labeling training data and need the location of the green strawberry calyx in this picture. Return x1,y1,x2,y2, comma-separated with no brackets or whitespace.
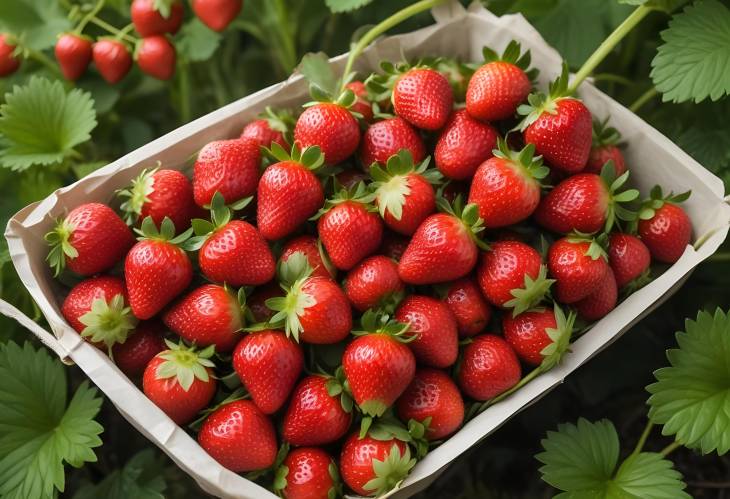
117,165,159,225
600,161,640,233
298,52,360,114
516,62,576,132
365,59,442,108
184,192,253,251
352,309,413,341
504,264,555,317
324,367,355,414
436,195,489,251
370,149,442,222
592,117,622,147
493,138,549,184
155,340,216,392
637,185,691,223
480,40,539,82
363,415,431,459
539,304,576,370
272,443,292,494
265,252,316,342
362,442,417,497
45,216,79,277
134,215,194,246
566,231,608,261
260,106,295,141
263,142,325,172
79,294,138,353
312,181,377,219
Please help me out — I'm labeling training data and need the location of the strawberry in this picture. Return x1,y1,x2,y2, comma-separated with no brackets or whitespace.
241,107,293,149
379,231,409,262
434,109,499,180
336,169,370,190
346,80,374,122
257,144,325,241
432,57,473,102
118,168,196,231
518,65,592,174
193,138,260,207
317,183,383,271
136,35,176,80
294,103,360,164
192,0,242,32
608,233,651,288
398,198,485,285
637,187,692,264
392,68,453,130
395,295,458,368
548,235,609,304
477,240,553,315
112,320,167,377
339,432,413,497
247,281,282,322
456,334,521,401
282,373,353,446
233,330,303,414
92,39,132,84
164,283,244,352
45,202,135,276
396,368,464,440
442,277,492,338
344,255,404,313
0,34,20,77
585,119,627,176
142,341,217,424
468,139,548,228
61,275,137,350
125,217,194,319
280,235,335,280
534,164,638,234
267,252,352,344
574,267,618,321
131,0,184,36
466,41,534,121
192,193,275,286
359,117,426,169
198,399,277,472
55,34,93,81
275,447,341,499
502,306,575,366
370,150,439,236
343,312,415,417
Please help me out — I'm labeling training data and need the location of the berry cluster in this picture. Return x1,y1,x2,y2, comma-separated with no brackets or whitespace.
46,41,692,498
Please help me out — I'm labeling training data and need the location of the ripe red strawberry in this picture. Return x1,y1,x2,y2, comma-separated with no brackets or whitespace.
359,117,426,169
392,68,453,130
466,41,533,121
336,169,370,190
442,277,492,337
240,107,293,149
342,313,416,417
233,330,303,414
379,231,409,262
574,267,618,321
55,34,93,81
45,202,135,276
164,283,243,352
143,341,217,424
503,305,575,366
637,187,692,263
131,0,184,36
0,34,19,76
62,275,137,350
477,241,552,315
548,236,609,304
518,65,592,174
585,119,627,175
468,140,547,228
267,253,352,344
92,39,132,84
192,0,242,32
257,145,325,241
457,334,521,401
396,368,464,440
434,109,499,180
275,447,341,499
193,138,260,207
112,320,167,377
247,281,282,322
118,168,196,231
282,373,353,446
198,400,277,472
370,150,438,236
340,432,413,497
398,198,484,285
347,80,374,122
608,233,651,288
395,295,458,368
294,103,360,164
535,166,638,234
136,35,176,80
125,217,193,319
344,255,403,313
281,235,335,279
317,183,383,271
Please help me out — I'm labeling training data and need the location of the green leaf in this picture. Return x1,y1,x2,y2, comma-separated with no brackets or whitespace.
299,52,337,98
618,0,689,12
647,308,730,455
176,18,222,62
0,342,104,498
609,452,690,498
72,449,166,499
0,0,71,51
325,0,374,13
0,77,97,171
651,0,730,103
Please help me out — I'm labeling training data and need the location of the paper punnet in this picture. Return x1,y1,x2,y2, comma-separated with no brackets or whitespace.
3,2,729,498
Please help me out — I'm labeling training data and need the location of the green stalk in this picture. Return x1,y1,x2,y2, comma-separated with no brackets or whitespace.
340,0,447,91
89,16,137,44
629,87,658,113
273,0,298,73
24,47,62,76
660,440,682,457
631,421,654,456
568,5,651,94
484,365,544,409
74,0,105,35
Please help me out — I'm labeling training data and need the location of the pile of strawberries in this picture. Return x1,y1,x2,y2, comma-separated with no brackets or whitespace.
46,41,692,498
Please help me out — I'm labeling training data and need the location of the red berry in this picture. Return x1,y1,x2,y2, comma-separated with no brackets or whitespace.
466,61,531,121
294,103,360,164
548,237,608,304
92,39,132,84
281,235,335,279
118,169,196,231
55,34,93,81
277,448,339,499
241,119,288,149
131,0,184,36
503,309,556,366
340,433,411,497
318,200,383,271
344,255,403,312
347,80,374,122
477,241,542,308
396,368,464,440
608,233,651,288
193,138,260,207
574,267,618,321
113,320,167,377
395,295,458,368
435,110,499,180
585,145,626,176
393,68,453,130
136,35,176,80
0,34,20,77
457,334,521,401
638,203,692,264
359,117,425,169
192,0,242,32
443,277,492,337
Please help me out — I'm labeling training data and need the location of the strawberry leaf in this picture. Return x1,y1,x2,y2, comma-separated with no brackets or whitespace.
176,18,222,62
324,0,374,13
71,449,166,499
299,52,338,100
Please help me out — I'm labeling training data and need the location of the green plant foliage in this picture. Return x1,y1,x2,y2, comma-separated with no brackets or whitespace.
0,0,71,51
326,0,375,13
176,18,223,63
72,449,167,499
